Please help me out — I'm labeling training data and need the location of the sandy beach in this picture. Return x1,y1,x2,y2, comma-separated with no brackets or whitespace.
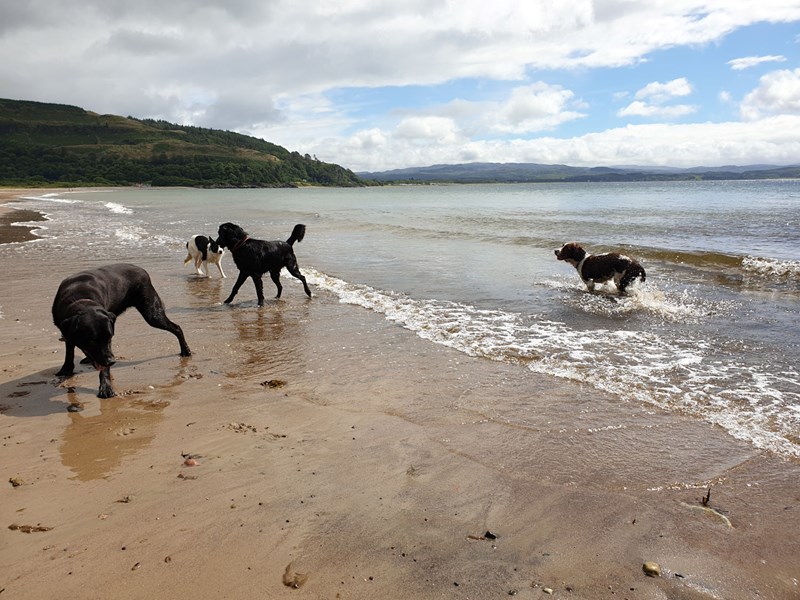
1,188,799,599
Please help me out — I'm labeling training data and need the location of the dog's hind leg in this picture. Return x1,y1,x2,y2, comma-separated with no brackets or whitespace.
286,261,312,297
224,272,249,304
194,256,207,277
136,293,192,357
269,270,283,299
618,267,645,295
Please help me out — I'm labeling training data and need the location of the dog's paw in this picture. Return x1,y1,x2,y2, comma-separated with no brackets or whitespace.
97,387,116,399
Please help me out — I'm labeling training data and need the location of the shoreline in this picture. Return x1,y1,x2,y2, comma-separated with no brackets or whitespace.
0,187,124,244
0,189,52,244
1,193,799,599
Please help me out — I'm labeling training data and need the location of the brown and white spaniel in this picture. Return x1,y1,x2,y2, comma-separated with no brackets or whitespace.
555,242,646,294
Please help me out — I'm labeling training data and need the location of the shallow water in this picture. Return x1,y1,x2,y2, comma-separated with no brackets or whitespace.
5,181,800,459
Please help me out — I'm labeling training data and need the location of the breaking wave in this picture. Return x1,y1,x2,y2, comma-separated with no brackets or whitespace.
307,268,800,460
105,202,133,215
742,256,800,279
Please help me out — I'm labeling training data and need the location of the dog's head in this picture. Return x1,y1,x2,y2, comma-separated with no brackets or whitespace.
58,308,117,369
207,235,224,257
554,242,586,266
217,222,247,249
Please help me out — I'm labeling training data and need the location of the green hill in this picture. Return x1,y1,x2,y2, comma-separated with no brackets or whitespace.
0,98,365,188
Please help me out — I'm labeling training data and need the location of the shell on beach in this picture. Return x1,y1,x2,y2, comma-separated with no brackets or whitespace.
642,561,662,577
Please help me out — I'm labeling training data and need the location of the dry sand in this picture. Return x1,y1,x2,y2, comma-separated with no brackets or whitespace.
1,188,799,599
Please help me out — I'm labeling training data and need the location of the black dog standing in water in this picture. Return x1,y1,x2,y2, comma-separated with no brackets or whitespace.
52,264,192,398
216,222,312,306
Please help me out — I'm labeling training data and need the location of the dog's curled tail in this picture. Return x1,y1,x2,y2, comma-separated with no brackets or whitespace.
287,224,306,246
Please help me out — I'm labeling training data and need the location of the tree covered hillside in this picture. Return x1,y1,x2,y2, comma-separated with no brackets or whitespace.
0,99,365,188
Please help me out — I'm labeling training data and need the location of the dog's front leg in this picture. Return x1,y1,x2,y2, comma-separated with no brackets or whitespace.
224,272,249,304
56,342,76,376
584,279,596,292
97,366,115,398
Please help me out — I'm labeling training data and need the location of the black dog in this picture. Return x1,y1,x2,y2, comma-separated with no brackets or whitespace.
555,242,646,294
52,264,191,398
216,222,312,306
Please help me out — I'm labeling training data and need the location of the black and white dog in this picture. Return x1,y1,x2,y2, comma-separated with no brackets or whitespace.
184,234,225,278
52,264,192,398
555,242,646,294
216,222,312,306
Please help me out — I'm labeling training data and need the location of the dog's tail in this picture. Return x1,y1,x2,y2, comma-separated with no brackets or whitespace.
287,224,306,246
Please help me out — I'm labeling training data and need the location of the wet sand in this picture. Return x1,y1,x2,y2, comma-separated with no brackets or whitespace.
0,189,51,243
1,190,799,599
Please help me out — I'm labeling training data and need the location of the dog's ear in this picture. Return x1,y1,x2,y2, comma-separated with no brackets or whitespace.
57,315,81,340
91,309,116,339
105,311,116,337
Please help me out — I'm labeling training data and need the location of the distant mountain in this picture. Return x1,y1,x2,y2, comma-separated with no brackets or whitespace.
0,98,366,188
359,161,800,183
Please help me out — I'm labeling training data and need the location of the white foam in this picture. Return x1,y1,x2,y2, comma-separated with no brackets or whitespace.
307,268,800,459
554,280,729,323
114,225,148,242
742,256,800,279
18,193,79,204
105,202,133,215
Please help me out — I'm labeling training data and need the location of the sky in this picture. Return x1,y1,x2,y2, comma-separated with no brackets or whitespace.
1,1,800,173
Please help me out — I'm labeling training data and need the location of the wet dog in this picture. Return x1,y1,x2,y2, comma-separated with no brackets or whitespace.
52,264,192,398
184,234,226,278
555,242,646,294
216,222,312,306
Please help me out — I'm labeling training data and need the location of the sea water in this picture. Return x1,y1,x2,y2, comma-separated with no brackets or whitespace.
7,181,800,459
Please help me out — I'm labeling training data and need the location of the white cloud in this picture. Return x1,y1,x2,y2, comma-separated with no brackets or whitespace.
3,1,800,172
329,116,800,172
741,68,800,120
617,101,697,118
496,83,587,133
398,83,587,137
394,117,463,144
728,55,787,70
4,1,800,120
618,78,696,119
634,78,692,102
